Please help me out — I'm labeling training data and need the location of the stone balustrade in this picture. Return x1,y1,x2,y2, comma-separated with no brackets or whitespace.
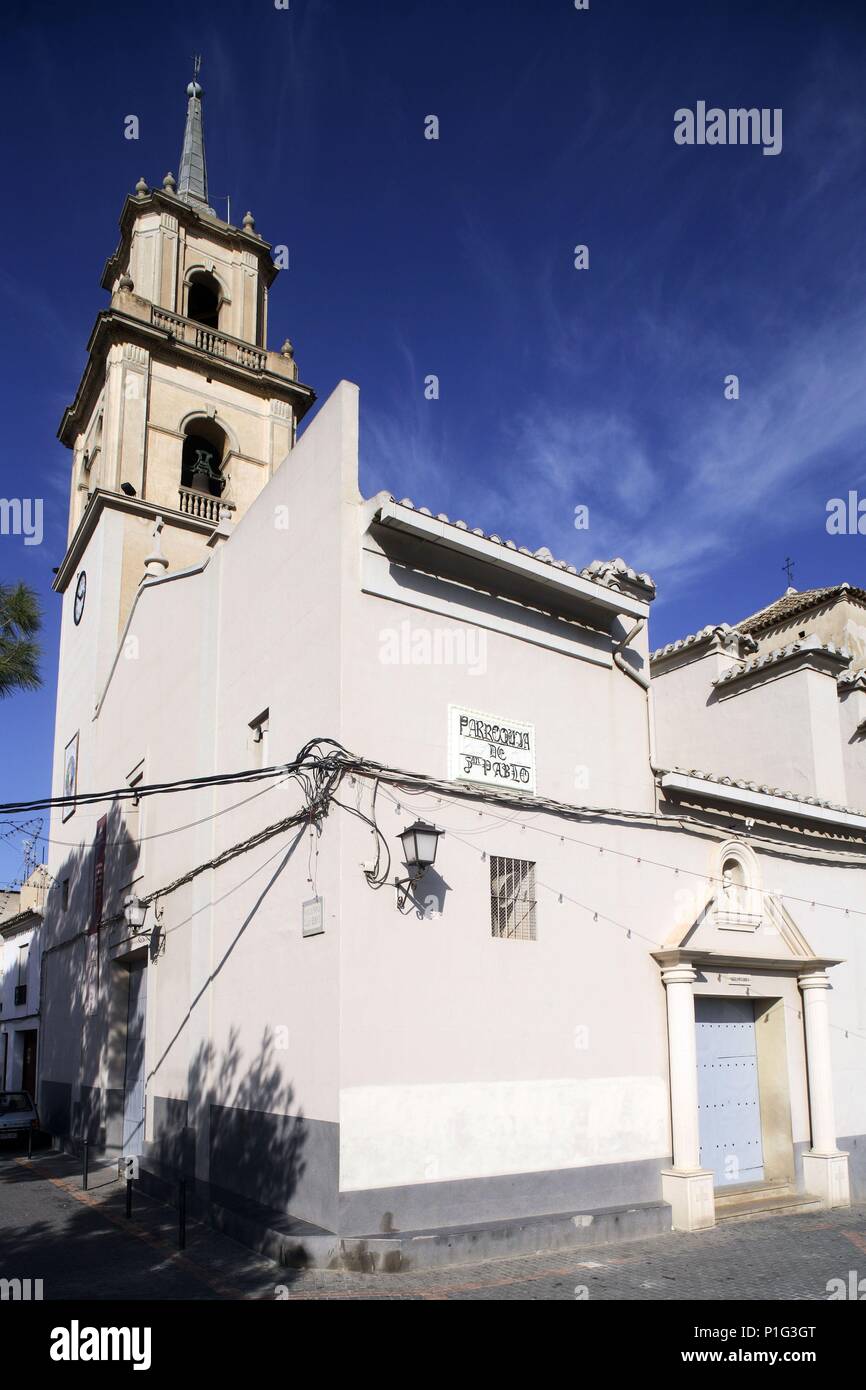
177,486,234,523
152,306,269,373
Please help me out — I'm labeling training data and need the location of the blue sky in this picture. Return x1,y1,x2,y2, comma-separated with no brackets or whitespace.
2,0,866,880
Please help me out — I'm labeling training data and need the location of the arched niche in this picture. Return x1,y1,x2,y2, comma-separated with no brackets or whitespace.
184,267,230,330
715,840,762,929
180,416,230,497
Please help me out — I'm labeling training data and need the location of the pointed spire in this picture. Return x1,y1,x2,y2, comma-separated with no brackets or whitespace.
177,57,214,213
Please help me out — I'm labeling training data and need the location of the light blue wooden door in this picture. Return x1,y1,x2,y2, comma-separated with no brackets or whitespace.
121,960,147,1156
695,997,764,1186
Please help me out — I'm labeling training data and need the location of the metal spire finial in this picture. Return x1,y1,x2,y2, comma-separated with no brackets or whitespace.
177,59,213,212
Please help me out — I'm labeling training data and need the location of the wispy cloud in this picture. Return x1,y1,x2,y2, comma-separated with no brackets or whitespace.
507,298,866,588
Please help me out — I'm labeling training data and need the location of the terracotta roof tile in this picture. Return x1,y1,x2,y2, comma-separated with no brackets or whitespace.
388,498,656,597
735,583,866,633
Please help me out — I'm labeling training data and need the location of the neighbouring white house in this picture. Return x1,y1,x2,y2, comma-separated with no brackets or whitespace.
34,75,865,1257
0,868,49,1097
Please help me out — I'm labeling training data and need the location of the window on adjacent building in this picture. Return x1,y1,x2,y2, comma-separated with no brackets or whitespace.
61,878,70,910
490,856,536,940
14,943,29,1005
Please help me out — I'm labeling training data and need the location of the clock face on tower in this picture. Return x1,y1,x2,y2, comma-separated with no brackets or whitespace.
73,570,87,625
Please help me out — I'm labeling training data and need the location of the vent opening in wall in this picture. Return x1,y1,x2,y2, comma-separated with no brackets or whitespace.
490,856,536,940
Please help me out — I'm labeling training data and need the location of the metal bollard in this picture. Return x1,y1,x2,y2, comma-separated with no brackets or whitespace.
125,1176,133,1219
178,1179,186,1250
27,1126,33,1160
82,1139,90,1191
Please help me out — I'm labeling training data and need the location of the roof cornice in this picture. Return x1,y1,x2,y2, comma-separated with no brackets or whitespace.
658,768,866,833
52,490,215,594
100,188,278,292
57,305,315,445
712,639,852,692
372,497,652,624
651,947,843,974
0,908,41,937
837,668,866,693
651,623,757,669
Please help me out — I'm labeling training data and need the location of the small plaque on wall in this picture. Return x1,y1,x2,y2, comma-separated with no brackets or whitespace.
302,896,325,937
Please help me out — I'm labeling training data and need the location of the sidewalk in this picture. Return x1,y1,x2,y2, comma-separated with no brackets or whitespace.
2,1149,281,1300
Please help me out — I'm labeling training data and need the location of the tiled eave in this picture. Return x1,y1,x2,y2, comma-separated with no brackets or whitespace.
738,583,866,635
650,623,757,669
0,908,41,939
373,499,651,625
658,770,866,834
712,641,851,692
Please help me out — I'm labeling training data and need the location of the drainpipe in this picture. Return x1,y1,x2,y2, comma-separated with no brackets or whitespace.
613,617,659,808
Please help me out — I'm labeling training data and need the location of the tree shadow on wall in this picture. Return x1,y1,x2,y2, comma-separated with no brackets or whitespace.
186,1028,307,1217
37,799,140,1147
143,827,313,1221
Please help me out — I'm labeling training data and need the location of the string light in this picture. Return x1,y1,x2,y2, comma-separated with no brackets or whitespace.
371,781,866,923
8,743,865,932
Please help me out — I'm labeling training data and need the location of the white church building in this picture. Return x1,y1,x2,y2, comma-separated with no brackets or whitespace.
36,75,865,1264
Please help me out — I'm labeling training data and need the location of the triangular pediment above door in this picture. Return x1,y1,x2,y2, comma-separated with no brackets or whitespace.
663,889,817,963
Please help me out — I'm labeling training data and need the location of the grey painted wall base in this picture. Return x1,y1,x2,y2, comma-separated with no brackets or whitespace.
141,1100,668,1243
839,1135,866,1203
209,1193,673,1273
39,1079,71,1137
134,1098,339,1232
338,1155,668,1235
208,1102,339,1232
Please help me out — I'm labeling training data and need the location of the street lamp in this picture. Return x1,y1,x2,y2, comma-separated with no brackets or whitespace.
123,895,147,932
395,820,444,909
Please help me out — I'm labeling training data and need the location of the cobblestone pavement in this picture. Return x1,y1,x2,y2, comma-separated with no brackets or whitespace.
274,1206,866,1302
2,1145,865,1301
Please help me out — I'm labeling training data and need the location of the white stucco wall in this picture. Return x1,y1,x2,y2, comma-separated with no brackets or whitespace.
37,379,866,1229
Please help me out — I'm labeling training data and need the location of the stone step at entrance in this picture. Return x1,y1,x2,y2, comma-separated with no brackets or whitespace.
714,1181,822,1223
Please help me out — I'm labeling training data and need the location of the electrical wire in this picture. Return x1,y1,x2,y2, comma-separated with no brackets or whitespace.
8,739,866,925
3,775,286,852
137,738,364,905
371,780,866,921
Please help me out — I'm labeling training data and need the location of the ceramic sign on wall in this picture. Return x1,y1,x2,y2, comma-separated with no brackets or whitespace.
448,705,536,794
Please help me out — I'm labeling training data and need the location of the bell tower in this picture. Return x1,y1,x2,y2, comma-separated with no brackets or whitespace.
55,64,315,615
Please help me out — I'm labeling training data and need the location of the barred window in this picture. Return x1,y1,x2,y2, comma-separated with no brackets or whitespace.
490,856,537,940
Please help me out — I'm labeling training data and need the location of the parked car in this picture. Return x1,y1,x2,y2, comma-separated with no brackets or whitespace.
0,1091,40,1142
